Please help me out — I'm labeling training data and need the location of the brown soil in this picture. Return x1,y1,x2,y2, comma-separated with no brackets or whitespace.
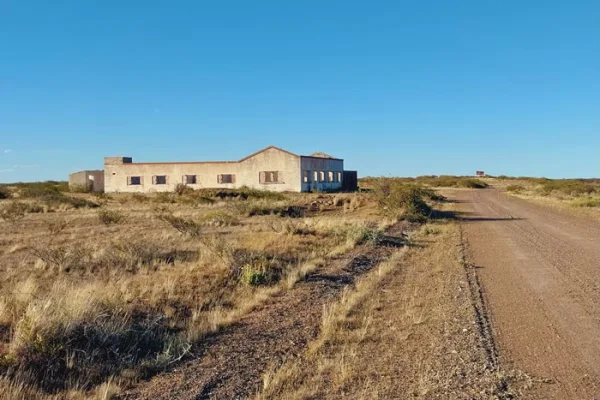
120,225,409,400
450,188,600,399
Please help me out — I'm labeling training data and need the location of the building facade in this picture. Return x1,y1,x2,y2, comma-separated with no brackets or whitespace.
74,146,355,193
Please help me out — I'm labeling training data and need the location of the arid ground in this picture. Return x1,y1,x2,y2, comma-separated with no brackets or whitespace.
0,178,598,399
450,188,600,399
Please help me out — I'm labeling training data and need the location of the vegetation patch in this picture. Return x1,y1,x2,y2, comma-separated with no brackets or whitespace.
239,255,281,286
506,184,526,193
98,209,126,225
0,186,11,199
0,201,28,223
570,196,600,208
10,292,186,392
373,181,432,222
157,213,203,237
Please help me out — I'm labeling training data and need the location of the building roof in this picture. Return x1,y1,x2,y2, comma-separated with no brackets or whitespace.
110,145,342,165
309,151,337,159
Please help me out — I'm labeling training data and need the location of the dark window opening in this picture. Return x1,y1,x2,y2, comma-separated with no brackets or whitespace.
128,176,141,185
184,175,197,184
154,175,167,185
218,174,235,184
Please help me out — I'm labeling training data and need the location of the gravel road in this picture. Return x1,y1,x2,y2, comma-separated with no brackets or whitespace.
452,188,600,399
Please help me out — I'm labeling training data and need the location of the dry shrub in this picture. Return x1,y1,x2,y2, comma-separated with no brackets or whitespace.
506,184,525,193
98,209,126,225
198,211,240,227
45,219,70,235
570,196,600,208
27,244,94,273
0,186,11,199
268,219,315,236
537,179,598,197
329,223,385,248
0,201,27,223
157,212,202,237
9,283,189,392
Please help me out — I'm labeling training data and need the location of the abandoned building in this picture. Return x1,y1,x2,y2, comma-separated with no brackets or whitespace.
69,146,358,193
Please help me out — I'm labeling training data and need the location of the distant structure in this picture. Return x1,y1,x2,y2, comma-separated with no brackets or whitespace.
69,146,358,193
476,170,485,177
68,170,104,192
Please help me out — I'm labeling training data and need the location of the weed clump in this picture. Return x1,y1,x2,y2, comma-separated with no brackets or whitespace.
0,186,11,199
239,255,280,286
98,209,126,225
374,181,432,222
11,290,186,392
570,197,600,208
0,201,28,223
198,211,240,227
506,184,525,193
157,213,202,237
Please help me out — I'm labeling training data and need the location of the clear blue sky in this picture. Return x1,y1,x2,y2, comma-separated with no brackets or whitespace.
1,0,599,182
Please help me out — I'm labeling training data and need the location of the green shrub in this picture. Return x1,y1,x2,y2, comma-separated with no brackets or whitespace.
239,255,279,286
374,181,432,222
98,209,126,225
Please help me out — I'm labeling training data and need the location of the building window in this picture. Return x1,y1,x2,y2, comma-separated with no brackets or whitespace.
153,175,167,185
260,171,283,184
328,171,334,182
319,171,325,182
128,176,142,185
184,175,197,184
303,170,310,183
313,171,318,182
218,174,235,184
337,172,342,183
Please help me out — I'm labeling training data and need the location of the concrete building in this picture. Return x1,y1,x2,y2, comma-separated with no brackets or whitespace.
70,146,357,193
68,170,104,192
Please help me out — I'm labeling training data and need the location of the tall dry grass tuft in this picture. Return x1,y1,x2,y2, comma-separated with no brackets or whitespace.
9,281,190,392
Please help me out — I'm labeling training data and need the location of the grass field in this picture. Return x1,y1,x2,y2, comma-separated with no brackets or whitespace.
0,180,444,398
0,175,591,398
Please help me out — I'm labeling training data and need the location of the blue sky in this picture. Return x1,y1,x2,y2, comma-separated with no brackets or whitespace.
1,0,598,182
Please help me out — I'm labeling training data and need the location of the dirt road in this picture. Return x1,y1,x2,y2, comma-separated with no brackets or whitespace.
451,188,600,399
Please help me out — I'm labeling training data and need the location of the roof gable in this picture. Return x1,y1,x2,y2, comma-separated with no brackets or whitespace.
238,145,299,162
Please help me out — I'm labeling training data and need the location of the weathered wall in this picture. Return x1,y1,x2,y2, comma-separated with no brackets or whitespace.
68,171,88,189
69,170,104,192
103,148,302,193
300,157,344,192
238,147,301,192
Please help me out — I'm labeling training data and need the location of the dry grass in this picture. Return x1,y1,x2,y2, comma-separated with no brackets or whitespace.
493,177,600,219
256,217,529,399
0,187,383,397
